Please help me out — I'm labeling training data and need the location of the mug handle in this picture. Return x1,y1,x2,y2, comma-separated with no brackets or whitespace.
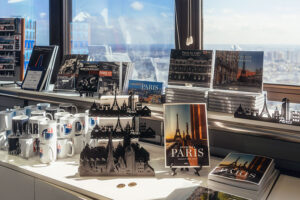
49,145,55,163
45,113,53,120
67,141,75,157
26,140,31,158
72,106,78,114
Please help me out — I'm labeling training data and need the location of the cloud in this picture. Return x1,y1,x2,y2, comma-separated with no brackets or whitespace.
101,8,110,28
8,0,24,3
40,12,46,19
131,1,144,11
118,17,132,44
73,12,91,22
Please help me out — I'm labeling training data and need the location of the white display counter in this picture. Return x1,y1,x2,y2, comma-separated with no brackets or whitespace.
0,142,300,200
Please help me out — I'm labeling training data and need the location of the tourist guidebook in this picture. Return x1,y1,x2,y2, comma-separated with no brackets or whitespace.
164,103,210,168
209,153,274,191
213,51,264,93
128,80,163,104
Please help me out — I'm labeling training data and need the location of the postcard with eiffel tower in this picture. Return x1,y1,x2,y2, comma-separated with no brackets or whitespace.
164,103,210,168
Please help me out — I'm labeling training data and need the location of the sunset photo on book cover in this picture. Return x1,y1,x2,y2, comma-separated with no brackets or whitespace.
210,153,273,184
213,51,263,93
164,103,209,167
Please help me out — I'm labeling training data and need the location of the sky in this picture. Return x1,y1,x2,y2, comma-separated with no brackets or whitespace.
1,0,300,46
72,0,175,45
204,0,300,45
0,0,49,45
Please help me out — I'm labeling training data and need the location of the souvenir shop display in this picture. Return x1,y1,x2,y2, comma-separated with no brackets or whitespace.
78,91,156,176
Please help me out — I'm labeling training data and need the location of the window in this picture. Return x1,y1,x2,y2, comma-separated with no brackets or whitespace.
0,0,49,45
0,0,49,73
71,0,175,86
203,0,300,86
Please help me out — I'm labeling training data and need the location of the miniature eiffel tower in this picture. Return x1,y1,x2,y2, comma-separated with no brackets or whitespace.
111,89,120,111
260,94,271,118
114,115,123,132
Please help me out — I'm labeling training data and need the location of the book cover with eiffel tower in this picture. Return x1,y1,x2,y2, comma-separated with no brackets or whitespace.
164,103,210,167
213,51,264,93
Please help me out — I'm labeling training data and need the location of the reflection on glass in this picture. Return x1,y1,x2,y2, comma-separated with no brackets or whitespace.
204,0,300,86
71,0,175,86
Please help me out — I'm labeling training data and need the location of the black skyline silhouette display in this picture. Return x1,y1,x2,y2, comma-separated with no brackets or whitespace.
89,91,151,117
234,95,300,126
79,115,155,176
79,91,155,176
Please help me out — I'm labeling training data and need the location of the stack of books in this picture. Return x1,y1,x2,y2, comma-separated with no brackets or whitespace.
165,85,208,104
208,152,279,200
208,90,264,114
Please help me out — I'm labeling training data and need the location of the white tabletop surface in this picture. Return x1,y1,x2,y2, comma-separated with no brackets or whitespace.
0,142,299,200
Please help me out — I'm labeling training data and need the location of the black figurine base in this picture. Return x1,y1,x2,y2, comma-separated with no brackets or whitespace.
169,163,203,176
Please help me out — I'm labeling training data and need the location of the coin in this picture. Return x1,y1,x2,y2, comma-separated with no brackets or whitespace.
128,182,137,187
117,184,126,188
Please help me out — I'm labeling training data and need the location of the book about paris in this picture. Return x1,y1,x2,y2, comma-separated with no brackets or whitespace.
209,153,274,185
164,103,210,168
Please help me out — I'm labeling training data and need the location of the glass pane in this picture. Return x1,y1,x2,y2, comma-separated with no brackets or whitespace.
204,0,300,86
71,0,175,86
0,0,49,45
0,0,49,74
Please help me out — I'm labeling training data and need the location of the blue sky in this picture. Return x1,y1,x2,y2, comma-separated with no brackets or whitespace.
1,0,299,46
72,0,174,45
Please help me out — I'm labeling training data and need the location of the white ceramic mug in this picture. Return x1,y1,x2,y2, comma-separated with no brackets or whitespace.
12,115,29,136
31,110,53,119
19,137,35,159
59,116,82,138
54,112,72,123
57,138,75,159
39,142,57,164
72,134,85,154
39,120,57,143
37,103,51,110
0,110,14,132
24,105,38,116
28,116,49,137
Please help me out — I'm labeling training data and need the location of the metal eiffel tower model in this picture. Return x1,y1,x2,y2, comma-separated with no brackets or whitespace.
112,89,120,111
260,94,271,118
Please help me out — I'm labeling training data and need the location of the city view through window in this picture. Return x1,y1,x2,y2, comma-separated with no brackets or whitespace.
71,0,175,86
0,0,49,45
204,0,300,86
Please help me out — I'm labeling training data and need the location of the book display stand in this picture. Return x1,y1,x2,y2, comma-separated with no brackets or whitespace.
170,163,203,176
